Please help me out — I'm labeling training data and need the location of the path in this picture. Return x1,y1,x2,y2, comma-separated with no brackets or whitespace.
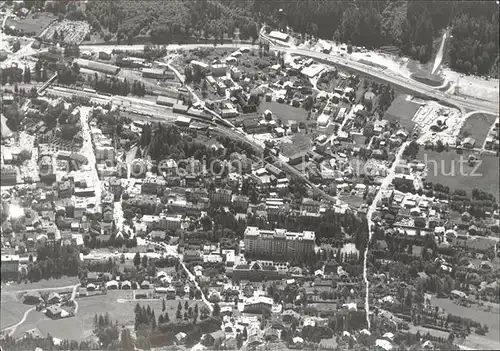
2,307,35,336
5,284,77,294
71,283,81,314
1,282,81,336
1,9,11,31
432,30,449,74
363,141,410,329
180,261,213,312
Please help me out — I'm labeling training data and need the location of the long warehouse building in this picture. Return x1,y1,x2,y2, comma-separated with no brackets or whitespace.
74,59,120,75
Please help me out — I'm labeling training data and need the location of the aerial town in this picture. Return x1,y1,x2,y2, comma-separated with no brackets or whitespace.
1,1,499,351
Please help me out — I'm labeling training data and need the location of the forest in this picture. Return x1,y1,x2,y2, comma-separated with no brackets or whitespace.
83,0,498,76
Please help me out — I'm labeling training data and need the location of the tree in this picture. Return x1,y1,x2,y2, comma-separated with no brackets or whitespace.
23,66,31,83
12,40,21,52
121,328,134,351
141,255,148,268
133,252,141,267
212,303,220,317
162,299,166,312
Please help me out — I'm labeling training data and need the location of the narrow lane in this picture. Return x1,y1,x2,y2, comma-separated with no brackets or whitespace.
363,141,410,329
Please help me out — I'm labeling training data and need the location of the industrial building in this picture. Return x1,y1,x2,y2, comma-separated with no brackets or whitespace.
74,59,120,75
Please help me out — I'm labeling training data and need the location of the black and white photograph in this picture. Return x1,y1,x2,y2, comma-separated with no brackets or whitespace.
0,1,499,350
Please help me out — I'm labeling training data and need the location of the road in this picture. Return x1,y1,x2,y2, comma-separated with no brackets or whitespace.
1,282,81,336
2,8,11,30
142,240,213,312
363,141,410,329
2,307,35,336
71,283,81,314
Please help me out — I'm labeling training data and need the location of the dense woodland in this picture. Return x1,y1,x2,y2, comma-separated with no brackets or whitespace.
83,0,498,77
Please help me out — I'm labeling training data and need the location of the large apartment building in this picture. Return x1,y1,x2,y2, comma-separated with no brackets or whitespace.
1,254,20,281
243,226,315,261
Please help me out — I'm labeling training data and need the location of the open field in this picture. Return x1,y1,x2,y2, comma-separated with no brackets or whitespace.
76,290,205,333
258,101,308,124
6,12,56,35
431,297,500,347
1,277,79,292
460,113,498,147
0,293,33,329
383,94,422,132
418,149,499,199
8,289,206,341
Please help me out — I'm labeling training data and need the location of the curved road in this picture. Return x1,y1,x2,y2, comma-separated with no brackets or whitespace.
1,283,81,337
2,307,36,337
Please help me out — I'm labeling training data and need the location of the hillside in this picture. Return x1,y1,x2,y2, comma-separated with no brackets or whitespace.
82,0,498,77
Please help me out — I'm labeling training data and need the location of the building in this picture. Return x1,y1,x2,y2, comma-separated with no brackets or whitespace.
142,68,174,80
462,137,476,149
268,31,289,42
232,195,249,212
211,64,228,77
230,261,284,281
108,177,122,200
244,227,315,261
243,295,273,313
141,177,166,195
317,113,330,127
1,166,18,185
74,59,120,75
1,254,19,281
95,146,115,162
209,189,233,205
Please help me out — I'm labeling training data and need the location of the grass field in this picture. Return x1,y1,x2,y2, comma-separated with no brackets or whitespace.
258,101,308,124
460,113,497,147
76,291,205,335
383,94,422,132
418,149,499,199
1,277,79,292
6,12,56,35
9,290,206,341
431,297,500,346
0,293,33,329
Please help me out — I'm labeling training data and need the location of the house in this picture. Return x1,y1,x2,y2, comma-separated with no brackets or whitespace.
175,332,187,345
141,280,151,289
269,31,289,42
45,305,63,319
23,292,42,304
282,309,301,322
462,137,476,149
47,292,61,304
202,330,226,346
105,280,119,289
